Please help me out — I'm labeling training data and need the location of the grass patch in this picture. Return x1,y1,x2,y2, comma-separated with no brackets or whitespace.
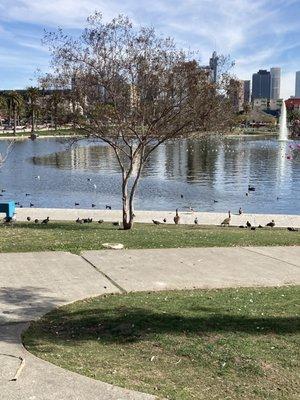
0,221,299,253
23,286,300,400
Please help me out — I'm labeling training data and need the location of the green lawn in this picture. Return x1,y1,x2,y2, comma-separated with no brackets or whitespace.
0,222,299,253
23,286,300,400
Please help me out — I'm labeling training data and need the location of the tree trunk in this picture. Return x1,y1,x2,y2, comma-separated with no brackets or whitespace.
31,109,35,133
13,105,17,135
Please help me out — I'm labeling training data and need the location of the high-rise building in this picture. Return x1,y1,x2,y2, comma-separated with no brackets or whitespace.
209,51,218,83
252,70,271,100
243,80,251,103
270,67,281,100
295,71,300,98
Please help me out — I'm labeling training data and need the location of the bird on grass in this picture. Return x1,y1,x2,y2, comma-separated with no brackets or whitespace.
266,220,275,228
251,227,256,231
98,219,104,224
112,221,120,227
239,225,245,228
174,209,180,225
26,217,31,221
42,217,50,224
246,221,251,228
152,220,161,225
76,217,83,224
34,219,39,224
83,218,93,223
221,211,231,227
287,227,298,232
258,225,263,228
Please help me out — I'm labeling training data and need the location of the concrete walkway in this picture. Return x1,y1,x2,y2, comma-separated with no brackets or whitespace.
1,247,300,399
14,207,300,228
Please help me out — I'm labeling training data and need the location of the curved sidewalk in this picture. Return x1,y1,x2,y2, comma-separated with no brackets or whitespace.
1,247,300,399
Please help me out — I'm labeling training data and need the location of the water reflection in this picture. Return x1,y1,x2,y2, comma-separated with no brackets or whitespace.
0,136,299,213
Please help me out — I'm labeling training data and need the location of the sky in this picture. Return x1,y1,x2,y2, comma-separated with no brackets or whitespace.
0,0,299,99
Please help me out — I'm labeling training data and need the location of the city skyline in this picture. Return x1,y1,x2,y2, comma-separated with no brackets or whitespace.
0,0,299,99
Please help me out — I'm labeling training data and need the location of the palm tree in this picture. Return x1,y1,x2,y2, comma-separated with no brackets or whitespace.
6,91,23,134
26,87,40,133
0,95,8,127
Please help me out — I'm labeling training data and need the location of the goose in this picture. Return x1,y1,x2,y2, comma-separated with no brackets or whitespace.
87,178,92,181
25,193,30,196
76,217,83,224
98,219,104,224
163,218,167,223
287,227,298,232
26,217,31,221
194,217,198,225
34,219,39,224
42,217,50,224
221,211,231,227
238,207,243,215
92,204,96,207
246,221,251,228
112,221,120,227
180,194,184,199
152,220,161,225
258,224,263,228
106,205,112,210
266,220,275,228
239,225,245,228
174,209,180,225
30,202,34,207
213,199,218,203
251,227,256,231
1,189,6,193
248,185,255,192
75,202,80,206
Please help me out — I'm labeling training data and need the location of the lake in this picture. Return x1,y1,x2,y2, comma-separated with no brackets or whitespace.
0,136,299,214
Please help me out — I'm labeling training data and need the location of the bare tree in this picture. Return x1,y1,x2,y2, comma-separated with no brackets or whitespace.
42,13,235,229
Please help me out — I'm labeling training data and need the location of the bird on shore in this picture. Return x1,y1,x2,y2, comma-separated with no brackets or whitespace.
194,217,198,225
174,209,180,225
221,211,231,227
83,218,93,223
106,205,112,210
42,217,50,224
266,220,275,228
98,219,104,224
26,217,31,221
152,220,161,225
246,221,251,228
258,224,263,228
163,218,167,223
287,227,298,232
34,219,39,224
238,207,243,215
30,202,35,207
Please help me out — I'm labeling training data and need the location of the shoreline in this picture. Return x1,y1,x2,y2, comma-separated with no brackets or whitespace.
10,208,300,228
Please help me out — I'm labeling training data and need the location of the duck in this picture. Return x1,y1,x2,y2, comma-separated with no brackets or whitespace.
75,202,80,206
106,205,112,210
163,218,167,223
239,225,245,228
246,221,251,228
213,199,218,203
42,217,50,224
34,219,39,224
25,193,30,196
1,189,6,193
26,217,31,221
92,204,96,207
152,220,161,225
266,220,275,228
30,202,34,207
194,217,198,225
221,211,231,227
174,209,180,225
248,185,255,192
180,194,184,199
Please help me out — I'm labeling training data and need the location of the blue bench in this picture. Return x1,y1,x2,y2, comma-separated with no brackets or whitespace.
0,201,16,219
